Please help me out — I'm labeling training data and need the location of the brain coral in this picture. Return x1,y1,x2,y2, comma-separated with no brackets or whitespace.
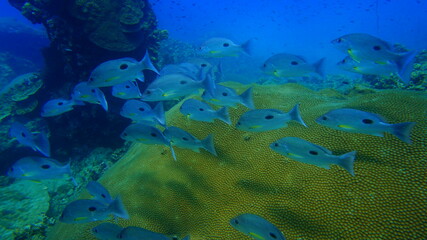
47,83,427,239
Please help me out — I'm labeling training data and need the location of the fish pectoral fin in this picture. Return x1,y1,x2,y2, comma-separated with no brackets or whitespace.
347,49,360,63
249,232,265,240
273,70,281,77
117,92,126,96
249,125,262,129
73,217,88,222
287,152,304,158
374,61,387,65
338,124,355,130
209,51,219,54
105,76,120,83
210,98,220,102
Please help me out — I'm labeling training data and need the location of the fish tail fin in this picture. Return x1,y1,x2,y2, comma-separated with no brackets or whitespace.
72,99,86,106
313,57,326,77
396,51,416,85
141,50,160,75
391,122,416,144
338,151,357,176
169,144,177,161
217,107,231,125
201,134,217,156
240,87,255,109
153,102,166,126
33,132,51,157
202,71,217,97
109,196,129,219
215,62,223,82
96,89,108,111
241,38,255,56
288,104,307,127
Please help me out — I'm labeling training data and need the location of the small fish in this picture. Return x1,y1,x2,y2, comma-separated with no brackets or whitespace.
261,53,325,78
86,181,113,205
92,222,123,240
59,197,129,223
120,100,166,126
112,80,142,99
270,137,356,176
236,104,307,132
141,72,216,101
163,126,217,156
87,51,159,88
337,56,412,84
315,108,416,144
72,82,108,111
117,226,170,240
331,33,415,74
200,37,253,58
41,98,84,117
202,85,254,109
9,122,50,157
180,99,231,124
230,213,286,240
7,156,72,180
120,123,176,161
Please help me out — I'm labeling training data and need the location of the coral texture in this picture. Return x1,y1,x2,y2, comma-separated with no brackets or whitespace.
47,83,427,239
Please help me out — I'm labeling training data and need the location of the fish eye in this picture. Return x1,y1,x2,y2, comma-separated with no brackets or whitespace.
125,85,130,88
337,38,342,43
265,115,274,120
342,81,349,84
274,143,279,147
291,61,298,65
182,137,189,141
138,107,145,111
123,133,128,136
146,90,151,95
21,132,26,137
199,108,204,111
373,45,381,51
119,64,128,70
263,63,266,67
234,219,239,224
222,92,228,96
89,77,94,82
9,167,14,172
201,63,207,67
269,233,277,239
91,89,96,93
237,122,241,125
341,59,346,63
58,102,64,106
180,80,187,84
101,194,106,198
309,150,318,155
93,228,98,233
150,133,157,137
88,206,97,212
362,119,374,124
223,43,230,47
321,116,328,120
41,164,51,169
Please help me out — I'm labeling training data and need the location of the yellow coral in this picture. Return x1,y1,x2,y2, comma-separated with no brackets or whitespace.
47,83,427,239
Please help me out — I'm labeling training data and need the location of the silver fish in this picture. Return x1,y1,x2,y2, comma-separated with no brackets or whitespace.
92,222,123,240
163,126,217,156
236,104,307,132
86,181,113,205
72,82,108,111
112,80,142,99
87,51,159,88
9,122,50,157
315,108,416,144
179,99,231,124
261,53,325,78
270,137,356,176
200,37,253,58
202,85,254,109
41,98,84,117
230,213,286,240
120,100,165,126
7,156,72,180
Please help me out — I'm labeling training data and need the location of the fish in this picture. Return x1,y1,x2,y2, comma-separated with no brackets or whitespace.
141,72,216,101
92,222,123,240
87,50,159,88
160,63,202,79
236,104,307,132
9,122,50,157
41,98,84,117
337,56,412,84
59,197,129,223
202,85,254,109
163,126,217,156
230,213,286,240
200,37,253,58
315,108,416,144
179,99,231,124
120,100,166,126
111,80,142,99
7,156,73,180
120,123,176,161
86,181,113,205
331,33,415,75
117,226,170,240
72,82,108,111
270,137,357,176
261,53,325,78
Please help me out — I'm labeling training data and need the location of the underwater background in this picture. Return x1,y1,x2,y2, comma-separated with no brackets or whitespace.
0,0,426,239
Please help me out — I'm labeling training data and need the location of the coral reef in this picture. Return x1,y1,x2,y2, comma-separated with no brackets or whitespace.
0,180,50,240
46,83,427,239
